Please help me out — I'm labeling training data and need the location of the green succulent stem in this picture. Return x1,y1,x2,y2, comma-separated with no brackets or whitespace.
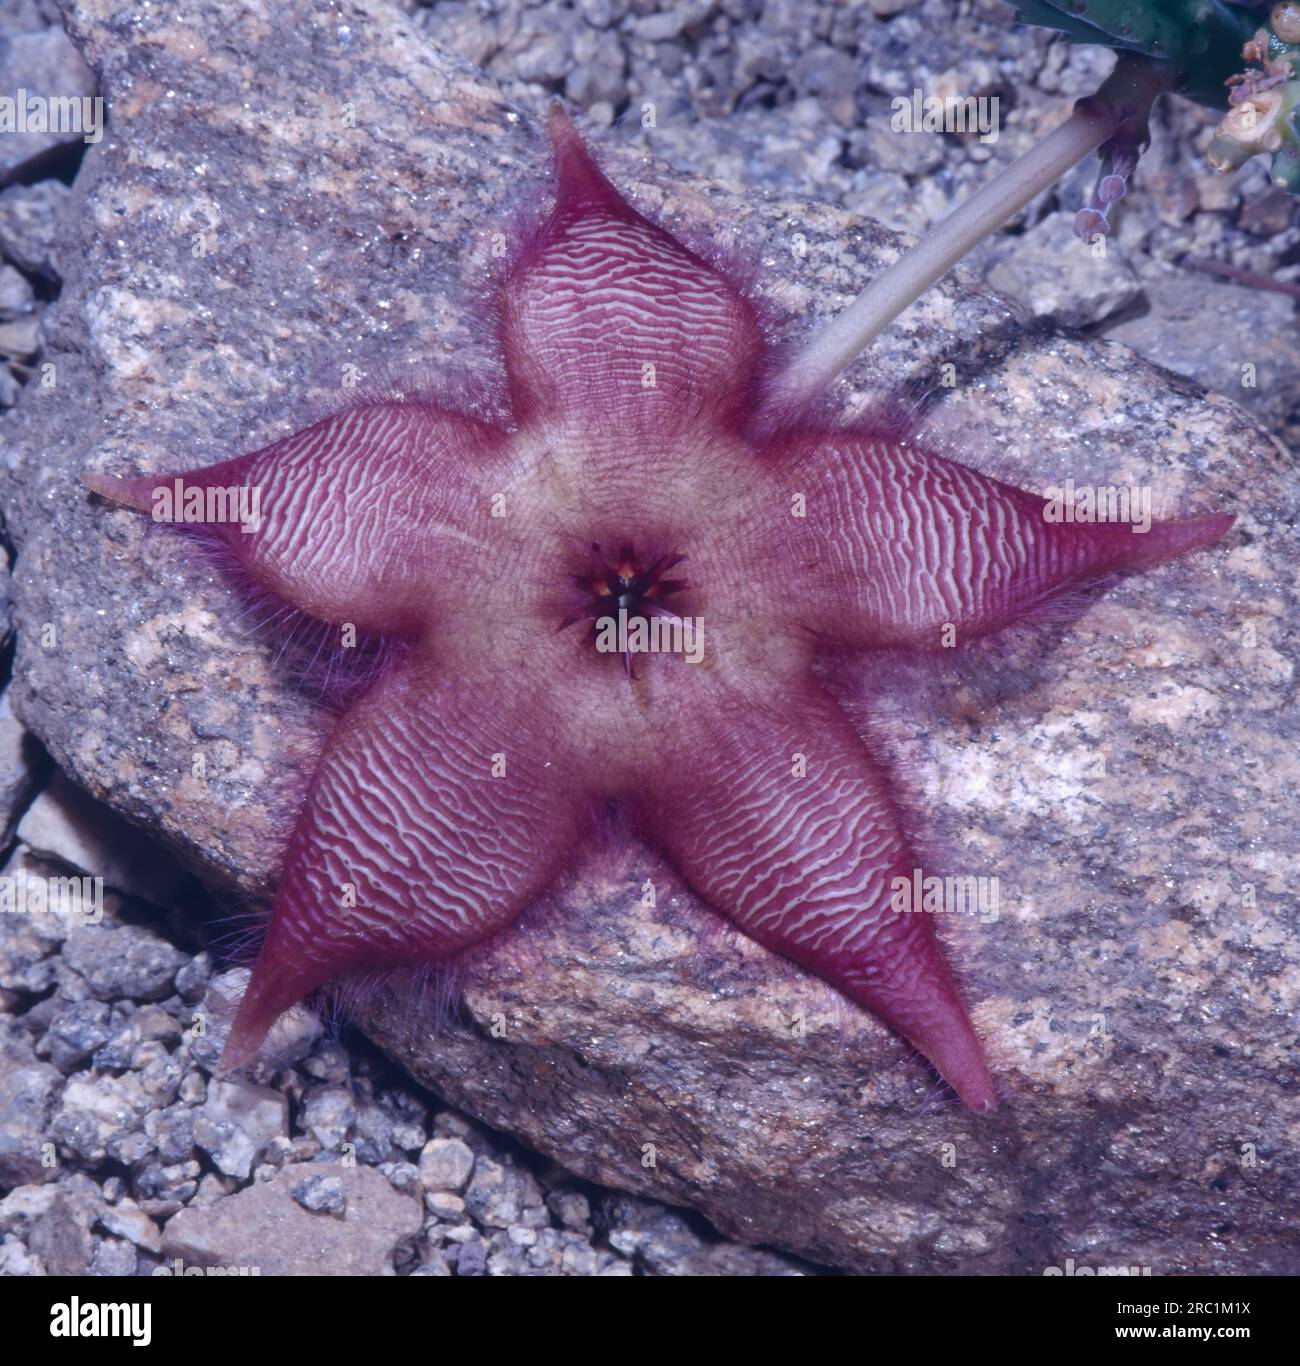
767,54,1177,416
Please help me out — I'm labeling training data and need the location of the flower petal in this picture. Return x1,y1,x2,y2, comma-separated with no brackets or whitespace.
762,431,1232,648
499,106,765,439
637,679,997,1111
86,399,502,633
221,658,585,1066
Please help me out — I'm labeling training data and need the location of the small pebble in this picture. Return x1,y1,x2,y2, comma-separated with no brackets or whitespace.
290,1173,347,1215
418,1136,475,1193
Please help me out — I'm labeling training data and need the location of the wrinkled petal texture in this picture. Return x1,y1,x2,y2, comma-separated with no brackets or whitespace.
762,432,1232,648
640,679,995,1109
223,662,583,1066
499,106,765,442
88,401,500,633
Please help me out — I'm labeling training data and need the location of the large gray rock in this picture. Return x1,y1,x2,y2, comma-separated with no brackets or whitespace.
17,767,193,906
984,210,1143,329
0,689,40,844
0,27,97,184
1107,261,1300,446
0,0,1294,1272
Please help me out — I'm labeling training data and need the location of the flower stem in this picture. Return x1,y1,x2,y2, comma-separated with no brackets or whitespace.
765,54,1177,417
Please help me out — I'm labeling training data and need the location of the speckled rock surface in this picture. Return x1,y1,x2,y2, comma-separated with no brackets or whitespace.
0,0,1295,1274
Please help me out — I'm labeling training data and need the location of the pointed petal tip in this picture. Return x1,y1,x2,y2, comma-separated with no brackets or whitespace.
546,100,589,174
217,954,320,1073
959,1072,999,1114
546,99,578,151
217,994,275,1074
83,471,154,512
937,1049,998,1114
543,100,626,218
902,1003,998,1114
1129,507,1236,569
1165,509,1235,547
1192,510,1235,546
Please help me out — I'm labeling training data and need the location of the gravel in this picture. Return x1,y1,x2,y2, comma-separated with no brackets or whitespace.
0,772,813,1273
192,1081,289,1179
0,182,70,282
0,1017,62,1186
410,0,1299,443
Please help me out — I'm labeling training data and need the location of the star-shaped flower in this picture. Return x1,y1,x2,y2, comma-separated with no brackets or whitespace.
88,108,1229,1110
